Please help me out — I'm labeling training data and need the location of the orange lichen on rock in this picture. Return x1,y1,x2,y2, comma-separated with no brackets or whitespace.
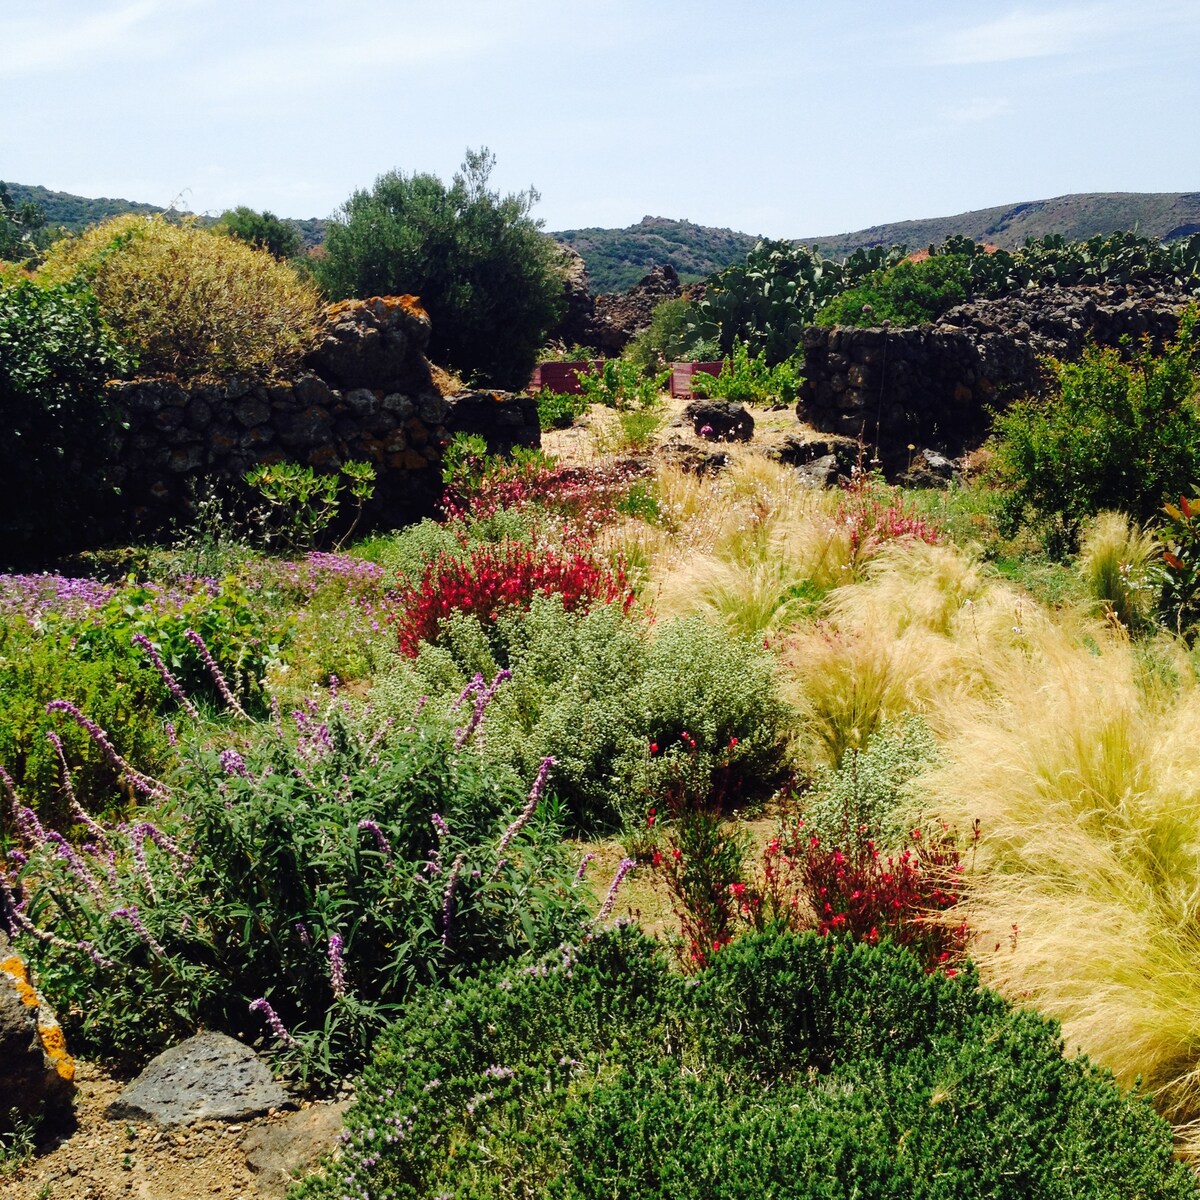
3,952,77,1080
2,953,39,1007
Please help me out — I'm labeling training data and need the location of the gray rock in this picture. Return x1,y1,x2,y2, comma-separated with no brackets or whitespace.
108,1031,290,1127
683,399,754,443
794,453,842,489
0,938,75,1133
243,1101,350,1198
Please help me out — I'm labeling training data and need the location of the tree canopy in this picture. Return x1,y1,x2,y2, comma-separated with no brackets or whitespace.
315,149,565,388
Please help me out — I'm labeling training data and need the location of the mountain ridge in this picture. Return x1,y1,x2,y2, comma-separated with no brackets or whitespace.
6,183,1200,293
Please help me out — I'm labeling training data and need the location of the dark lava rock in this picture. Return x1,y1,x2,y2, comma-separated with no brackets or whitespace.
684,399,754,442
109,1031,291,1127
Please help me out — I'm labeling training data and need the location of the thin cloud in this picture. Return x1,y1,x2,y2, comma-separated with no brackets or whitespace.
945,96,1014,124
925,6,1123,65
0,1,183,77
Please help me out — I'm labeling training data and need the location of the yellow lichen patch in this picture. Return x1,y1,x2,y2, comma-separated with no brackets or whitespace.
1,953,40,1007
38,1023,76,1082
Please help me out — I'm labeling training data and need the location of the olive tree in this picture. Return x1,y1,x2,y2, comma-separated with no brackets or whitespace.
315,149,564,388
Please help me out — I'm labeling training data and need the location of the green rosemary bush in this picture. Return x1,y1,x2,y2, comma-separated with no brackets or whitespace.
298,928,1196,1200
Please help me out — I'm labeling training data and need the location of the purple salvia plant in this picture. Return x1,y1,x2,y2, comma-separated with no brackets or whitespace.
111,905,166,956
441,851,467,948
431,812,450,839
45,830,105,903
357,819,392,862
45,700,168,800
453,669,513,749
593,858,636,925
1,879,114,967
497,756,556,855
328,933,348,999
294,922,311,947
132,633,201,720
573,852,595,886
219,748,249,778
164,721,178,748
183,630,249,719
46,732,111,850
249,997,299,1049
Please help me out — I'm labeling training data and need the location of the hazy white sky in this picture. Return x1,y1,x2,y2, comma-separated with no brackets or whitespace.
2,1,1197,238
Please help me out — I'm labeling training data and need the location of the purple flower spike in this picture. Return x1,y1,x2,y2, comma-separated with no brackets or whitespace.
132,633,201,720
219,748,249,778
441,852,466,948
357,818,392,861
328,933,347,999
183,630,248,719
497,756,556,855
111,904,166,956
431,812,450,839
249,997,299,1049
573,852,595,886
45,700,168,800
593,858,636,925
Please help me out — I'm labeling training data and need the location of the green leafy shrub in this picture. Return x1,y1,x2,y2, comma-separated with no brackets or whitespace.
690,340,802,406
37,214,321,379
577,358,666,410
1159,490,1200,639
214,206,302,260
245,459,376,551
297,928,1197,1200
0,277,131,563
316,148,565,388
374,598,792,831
622,296,717,372
798,715,939,851
4,682,588,1081
815,253,972,328
991,309,1200,551
535,387,590,429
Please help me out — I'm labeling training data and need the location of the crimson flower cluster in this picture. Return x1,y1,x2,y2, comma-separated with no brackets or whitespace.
392,540,636,657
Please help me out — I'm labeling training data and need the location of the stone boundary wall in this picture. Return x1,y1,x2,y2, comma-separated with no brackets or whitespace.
103,296,539,537
797,283,1190,468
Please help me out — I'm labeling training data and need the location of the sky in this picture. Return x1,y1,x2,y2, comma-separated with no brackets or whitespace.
2,1,1198,240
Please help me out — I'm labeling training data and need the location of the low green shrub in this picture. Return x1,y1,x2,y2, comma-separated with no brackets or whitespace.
815,253,972,328
297,928,1196,1200
4,679,588,1082
577,359,666,410
991,309,1200,552
799,715,940,851
535,387,590,429
691,341,802,406
373,597,792,832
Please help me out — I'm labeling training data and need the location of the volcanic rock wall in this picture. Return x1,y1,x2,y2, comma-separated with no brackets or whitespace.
797,283,1191,466
104,296,539,536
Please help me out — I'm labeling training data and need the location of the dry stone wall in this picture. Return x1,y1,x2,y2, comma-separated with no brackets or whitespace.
104,296,539,537
797,283,1191,469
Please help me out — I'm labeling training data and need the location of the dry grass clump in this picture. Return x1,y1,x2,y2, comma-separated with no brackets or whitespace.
1077,510,1160,633
922,625,1200,1150
38,214,321,379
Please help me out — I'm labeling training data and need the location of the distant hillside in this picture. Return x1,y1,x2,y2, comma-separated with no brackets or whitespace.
797,192,1200,260
551,216,759,294
3,183,327,249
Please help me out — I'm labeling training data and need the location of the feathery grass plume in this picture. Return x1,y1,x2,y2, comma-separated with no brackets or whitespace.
779,622,947,769
922,626,1200,1151
1077,510,1160,633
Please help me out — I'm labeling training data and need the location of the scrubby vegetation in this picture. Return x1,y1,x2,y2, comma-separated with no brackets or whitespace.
35,213,321,379
11,209,1200,1193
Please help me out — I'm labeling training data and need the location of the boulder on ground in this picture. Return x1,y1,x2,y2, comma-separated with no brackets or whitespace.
243,1100,351,1199
108,1031,291,1127
684,399,754,443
